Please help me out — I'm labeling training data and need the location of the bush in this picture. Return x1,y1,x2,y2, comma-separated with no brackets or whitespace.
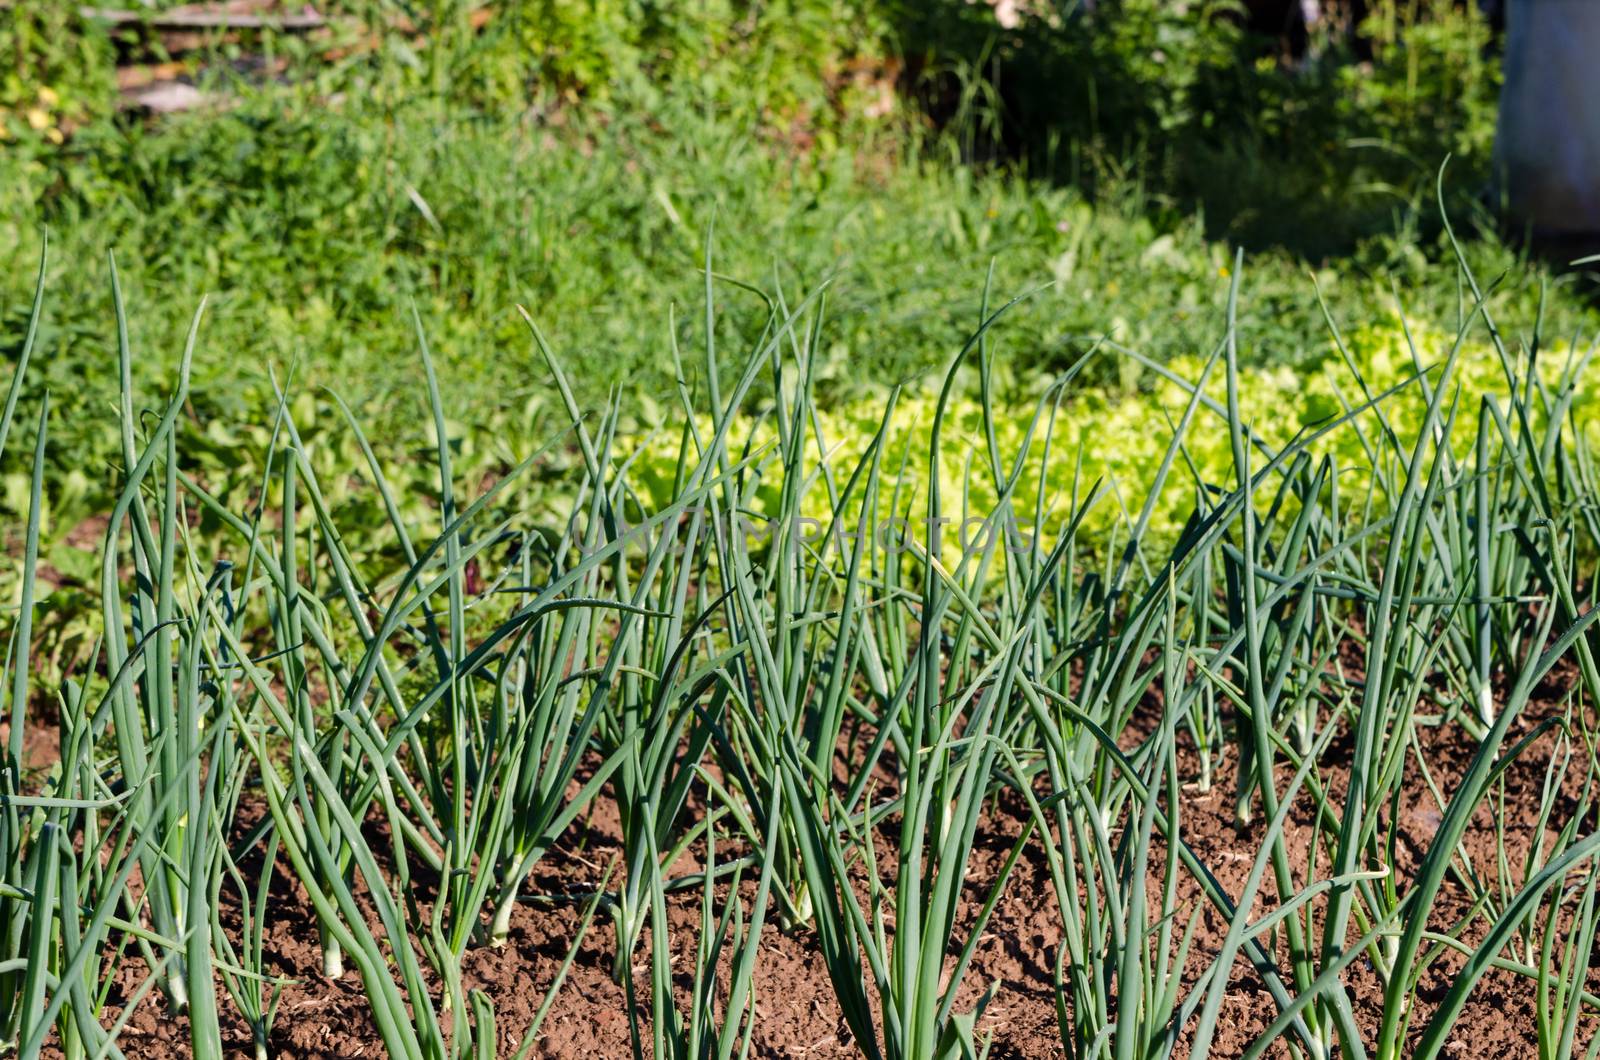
0,6,116,144
895,0,1502,252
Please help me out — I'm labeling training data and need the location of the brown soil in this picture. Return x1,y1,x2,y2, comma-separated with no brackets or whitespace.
28,662,1599,1059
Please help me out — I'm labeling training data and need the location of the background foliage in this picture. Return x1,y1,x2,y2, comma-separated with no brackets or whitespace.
0,0,1593,583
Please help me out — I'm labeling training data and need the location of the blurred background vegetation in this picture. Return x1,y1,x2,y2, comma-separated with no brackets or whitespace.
0,0,1594,593
3,0,1511,245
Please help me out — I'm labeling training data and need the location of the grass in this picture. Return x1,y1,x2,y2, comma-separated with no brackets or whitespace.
3,3,1595,552
5,82,1598,540
4,185,1600,1056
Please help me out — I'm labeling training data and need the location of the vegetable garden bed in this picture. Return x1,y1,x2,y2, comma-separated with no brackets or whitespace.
6,228,1600,1059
